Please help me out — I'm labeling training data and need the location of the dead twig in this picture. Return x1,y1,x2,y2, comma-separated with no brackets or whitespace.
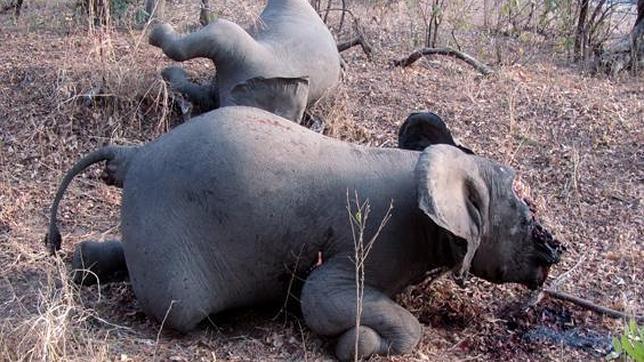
543,289,644,323
337,36,373,58
272,244,307,323
337,19,373,59
393,47,494,76
346,191,393,361
199,0,213,27
153,300,176,360
550,252,587,290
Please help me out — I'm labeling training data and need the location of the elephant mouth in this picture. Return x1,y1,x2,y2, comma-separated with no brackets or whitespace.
527,264,552,290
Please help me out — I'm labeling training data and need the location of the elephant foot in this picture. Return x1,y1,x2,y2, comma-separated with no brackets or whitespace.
148,23,176,50
72,240,128,286
301,258,422,360
335,326,389,361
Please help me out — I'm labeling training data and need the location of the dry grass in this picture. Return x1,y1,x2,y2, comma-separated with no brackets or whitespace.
1,0,642,360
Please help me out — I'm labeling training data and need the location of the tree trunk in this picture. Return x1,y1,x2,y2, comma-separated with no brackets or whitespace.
635,0,644,38
593,0,644,74
631,0,644,68
574,0,590,60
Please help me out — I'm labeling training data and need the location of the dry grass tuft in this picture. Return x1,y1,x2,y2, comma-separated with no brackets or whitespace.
0,257,113,360
311,84,375,144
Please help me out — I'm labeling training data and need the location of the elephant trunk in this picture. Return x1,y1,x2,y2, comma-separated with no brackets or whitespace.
44,145,135,255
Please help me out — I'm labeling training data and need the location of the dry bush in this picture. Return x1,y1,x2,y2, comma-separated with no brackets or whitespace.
309,84,375,144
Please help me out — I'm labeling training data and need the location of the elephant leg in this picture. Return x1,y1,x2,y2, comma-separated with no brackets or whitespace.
161,66,219,113
300,258,422,360
398,112,474,154
149,19,261,63
72,239,128,286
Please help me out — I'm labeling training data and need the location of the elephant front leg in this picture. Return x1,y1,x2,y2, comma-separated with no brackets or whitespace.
161,65,219,114
300,258,422,360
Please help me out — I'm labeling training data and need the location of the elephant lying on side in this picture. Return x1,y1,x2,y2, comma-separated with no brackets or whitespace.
148,0,341,122
46,107,563,360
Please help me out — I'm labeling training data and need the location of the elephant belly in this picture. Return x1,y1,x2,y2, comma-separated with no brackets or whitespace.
120,174,320,321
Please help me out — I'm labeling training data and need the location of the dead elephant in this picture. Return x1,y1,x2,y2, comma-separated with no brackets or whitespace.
46,107,563,360
149,0,341,122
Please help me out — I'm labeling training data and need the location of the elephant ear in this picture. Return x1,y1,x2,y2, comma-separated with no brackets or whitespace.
415,145,489,278
228,76,309,124
398,112,474,154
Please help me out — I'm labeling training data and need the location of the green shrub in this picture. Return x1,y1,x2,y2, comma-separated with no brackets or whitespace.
610,320,644,362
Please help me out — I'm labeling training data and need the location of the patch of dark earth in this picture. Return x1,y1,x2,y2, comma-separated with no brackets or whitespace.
504,300,614,357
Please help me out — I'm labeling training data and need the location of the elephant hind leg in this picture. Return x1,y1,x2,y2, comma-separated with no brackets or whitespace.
300,258,422,360
72,239,128,286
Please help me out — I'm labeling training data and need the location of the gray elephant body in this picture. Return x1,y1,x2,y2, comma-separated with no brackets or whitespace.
47,107,561,360
122,108,430,322
150,0,341,121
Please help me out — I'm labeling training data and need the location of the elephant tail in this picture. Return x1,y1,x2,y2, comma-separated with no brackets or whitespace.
44,145,136,255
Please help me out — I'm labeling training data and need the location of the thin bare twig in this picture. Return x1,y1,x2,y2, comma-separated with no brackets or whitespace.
272,244,306,323
346,190,393,361
393,47,494,76
543,289,644,323
153,300,176,360
550,252,587,290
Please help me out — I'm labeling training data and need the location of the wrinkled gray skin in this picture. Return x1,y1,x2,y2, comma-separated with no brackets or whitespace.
46,107,562,360
148,0,341,122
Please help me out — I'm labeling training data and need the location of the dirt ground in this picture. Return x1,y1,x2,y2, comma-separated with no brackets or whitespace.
0,0,642,361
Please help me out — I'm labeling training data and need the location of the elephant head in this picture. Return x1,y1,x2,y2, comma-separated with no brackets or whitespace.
416,145,563,289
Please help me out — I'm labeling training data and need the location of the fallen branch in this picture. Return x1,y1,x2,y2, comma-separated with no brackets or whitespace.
543,288,644,323
337,35,372,58
393,47,494,76
337,18,373,59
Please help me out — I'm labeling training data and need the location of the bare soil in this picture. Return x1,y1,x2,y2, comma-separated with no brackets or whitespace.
0,1,642,361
